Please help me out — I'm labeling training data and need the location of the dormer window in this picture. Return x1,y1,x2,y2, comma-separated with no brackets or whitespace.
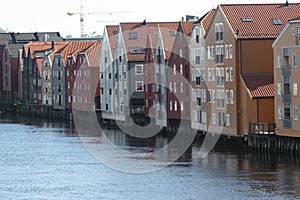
170,30,176,36
241,18,253,22
273,18,282,25
129,32,138,39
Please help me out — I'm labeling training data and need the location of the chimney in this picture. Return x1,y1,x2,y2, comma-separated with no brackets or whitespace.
51,41,54,49
285,0,289,7
181,17,184,22
142,19,147,26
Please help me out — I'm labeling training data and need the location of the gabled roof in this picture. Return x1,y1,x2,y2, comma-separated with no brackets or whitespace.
13,33,36,41
80,40,102,67
24,41,69,59
56,41,95,64
181,21,194,37
242,74,274,98
120,22,180,62
106,25,118,58
220,3,300,39
199,9,216,36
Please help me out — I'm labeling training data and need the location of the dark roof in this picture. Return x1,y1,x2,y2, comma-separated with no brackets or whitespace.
7,43,24,57
242,74,274,98
0,33,12,45
106,25,119,59
220,3,300,39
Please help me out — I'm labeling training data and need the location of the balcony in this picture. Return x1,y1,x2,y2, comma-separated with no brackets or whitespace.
282,93,291,103
249,123,276,135
283,118,292,129
281,65,291,76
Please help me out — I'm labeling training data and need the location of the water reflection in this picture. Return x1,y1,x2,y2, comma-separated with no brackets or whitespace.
1,115,300,199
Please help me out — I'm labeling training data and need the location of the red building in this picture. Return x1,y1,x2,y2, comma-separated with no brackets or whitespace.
72,40,101,111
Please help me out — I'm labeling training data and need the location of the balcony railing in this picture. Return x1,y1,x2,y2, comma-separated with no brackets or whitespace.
283,118,292,129
281,65,291,76
249,123,276,135
282,93,291,103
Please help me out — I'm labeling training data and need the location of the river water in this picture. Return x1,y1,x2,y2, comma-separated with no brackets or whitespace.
0,116,300,200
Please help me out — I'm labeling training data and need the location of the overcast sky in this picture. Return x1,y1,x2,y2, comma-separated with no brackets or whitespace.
0,0,297,37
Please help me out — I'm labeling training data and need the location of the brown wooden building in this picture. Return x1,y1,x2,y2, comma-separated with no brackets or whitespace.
200,3,300,136
273,18,300,137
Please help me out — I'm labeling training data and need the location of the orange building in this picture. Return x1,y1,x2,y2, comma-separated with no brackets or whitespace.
273,18,300,137
198,3,300,136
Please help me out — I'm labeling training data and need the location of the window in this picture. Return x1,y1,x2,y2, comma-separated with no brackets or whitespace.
180,102,184,111
170,30,176,36
225,45,229,59
195,48,201,64
241,18,253,22
135,64,143,75
230,90,234,104
216,67,224,86
212,113,216,125
196,69,201,86
191,69,195,81
216,90,225,109
277,82,282,96
180,82,183,94
179,49,182,58
226,114,230,126
218,112,225,126
216,45,224,64
212,68,215,82
278,106,282,120
180,64,183,74
211,46,215,59
229,67,234,82
225,67,229,82
173,64,176,75
68,96,71,103
129,32,138,39
272,18,282,25
169,82,173,92
226,90,230,104
292,54,297,68
293,82,298,96
292,27,296,35
294,107,298,120
215,22,224,42
136,81,144,92
174,101,178,111
207,46,211,59
170,101,173,111
229,44,233,59
208,68,211,82
276,54,281,68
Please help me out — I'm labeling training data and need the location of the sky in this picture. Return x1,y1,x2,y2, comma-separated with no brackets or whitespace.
0,0,298,38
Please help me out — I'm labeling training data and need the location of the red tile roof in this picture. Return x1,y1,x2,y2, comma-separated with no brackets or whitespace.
83,40,102,67
242,74,274,98
181,21,194,37
57,41,95,64
198,9,216,35
106,25,118,58
24,41,69,58
120,22,180,61
220,3,300,39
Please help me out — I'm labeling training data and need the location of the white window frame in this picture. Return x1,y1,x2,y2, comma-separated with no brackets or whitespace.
277,82,282,96
294,107,298,120
278,106,282,120
136,81,144,92
293,82,298,96
135,64,143,75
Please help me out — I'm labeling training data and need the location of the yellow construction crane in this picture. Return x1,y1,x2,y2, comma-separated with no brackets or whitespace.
67,6,130,37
